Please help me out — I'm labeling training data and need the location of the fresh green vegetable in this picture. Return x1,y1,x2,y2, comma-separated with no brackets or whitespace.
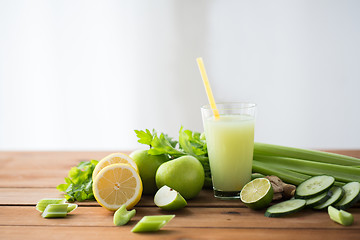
328,206,354,226
36,198,77,213
335,182,360,210
36,198,66,212
305,190,332,208
41,204,69,218
131,215,175,233
56,160,98,202
113,205,136,226
295,175,335,199
314,186,345,210
135,128,212,188
66,203,78,213
252,160,312,185
264,199,306,217
254,155,360,184
254,142,360,166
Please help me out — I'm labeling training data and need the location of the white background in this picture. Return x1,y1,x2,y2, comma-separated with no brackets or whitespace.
0,0,359,150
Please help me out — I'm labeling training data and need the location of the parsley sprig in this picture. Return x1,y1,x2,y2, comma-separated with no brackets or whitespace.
56,160,98,202
134,127,212,187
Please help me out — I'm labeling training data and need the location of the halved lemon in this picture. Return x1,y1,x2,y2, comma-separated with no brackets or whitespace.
93,163,143,211
92,153,138,180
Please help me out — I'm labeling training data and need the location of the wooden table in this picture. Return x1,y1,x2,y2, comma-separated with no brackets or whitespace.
0,151,359,239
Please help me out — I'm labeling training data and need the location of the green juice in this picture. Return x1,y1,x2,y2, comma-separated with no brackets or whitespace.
204,114,255,192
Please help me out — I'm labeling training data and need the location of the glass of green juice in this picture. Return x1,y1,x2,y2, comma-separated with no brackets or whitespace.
201,102,256,199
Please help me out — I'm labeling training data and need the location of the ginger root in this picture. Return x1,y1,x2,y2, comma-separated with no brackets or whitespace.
265,175,296,201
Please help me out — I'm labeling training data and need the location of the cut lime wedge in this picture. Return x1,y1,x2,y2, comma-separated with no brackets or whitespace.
240,178,273,210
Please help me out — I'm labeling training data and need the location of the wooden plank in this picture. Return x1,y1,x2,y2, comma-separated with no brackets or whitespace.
1,206,359,229
0,151,122,188
0,150,358,188
0,188,245,207
1,226,359,240
1,187,358,208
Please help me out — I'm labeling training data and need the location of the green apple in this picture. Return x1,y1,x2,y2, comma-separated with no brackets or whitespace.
113,205,136,226
130,150,168,195
154,185,187,210
155,155,204,200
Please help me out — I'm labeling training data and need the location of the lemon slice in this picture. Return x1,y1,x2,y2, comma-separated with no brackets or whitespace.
93,163,143,211
92,153,138,180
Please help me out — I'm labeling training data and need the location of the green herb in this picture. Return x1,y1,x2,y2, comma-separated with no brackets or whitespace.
135,127,212,187
56,160,98,202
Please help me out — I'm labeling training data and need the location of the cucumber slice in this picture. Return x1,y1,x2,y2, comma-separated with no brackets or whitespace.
306,190,332,208
335,182,360,210
265,199,306,217
313,186,345,210
295,175,335,199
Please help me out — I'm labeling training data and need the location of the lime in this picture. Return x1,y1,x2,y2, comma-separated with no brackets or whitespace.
240,178,274,210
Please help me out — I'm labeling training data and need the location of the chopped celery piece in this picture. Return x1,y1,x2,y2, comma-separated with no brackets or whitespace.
113,205,136,226
41,204,68,218
131,215,175,233
254,142,360,166
141,215,175,222
328,206,354,226
131,220,166,233
36,198,66,212
67,203,78,213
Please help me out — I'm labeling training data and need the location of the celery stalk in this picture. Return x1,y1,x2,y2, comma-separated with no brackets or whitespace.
254,143,360,166
252,160,311,185
254,155,360,183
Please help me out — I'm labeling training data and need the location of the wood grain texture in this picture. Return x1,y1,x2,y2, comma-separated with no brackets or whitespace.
0,188,244,207
0,151,359,239
0,151,119,187
1,206,359,229
1,226,359,240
